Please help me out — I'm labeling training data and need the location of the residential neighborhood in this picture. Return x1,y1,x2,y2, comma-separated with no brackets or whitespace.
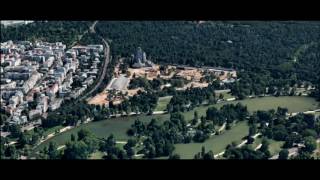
1,40,104,126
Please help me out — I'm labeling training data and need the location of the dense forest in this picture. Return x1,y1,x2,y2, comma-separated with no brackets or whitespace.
95,21,319,74
94,21,320,99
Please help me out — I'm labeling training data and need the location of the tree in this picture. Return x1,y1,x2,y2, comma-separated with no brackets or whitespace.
294,150,313,160
206,107,222,125
194,152,203,159
71,134,76,141
194,146,215,159
29,133,40,145
17,133,28,148
9,124,22,138
302,136,317,153
48,142,60,159
4,145,18,159
62,141,89,159
0,137,7,159
193,131,208,142
247,136,255,144
163,142,175,156
203,150,215,160
169,154,181,159
301,129,318,138
124,139,137,149
248,124,257,137
194,110,199,121
126,147,135,158
283,133,301,148
77,129,91,141
201,146,206,157
219,93,224,100
272,125,288,141
0,113,8,126
259,138,271,158
209,94,215,104
278,149,289,160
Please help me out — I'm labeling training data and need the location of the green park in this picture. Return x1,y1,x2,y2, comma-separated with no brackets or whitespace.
33,96,319,158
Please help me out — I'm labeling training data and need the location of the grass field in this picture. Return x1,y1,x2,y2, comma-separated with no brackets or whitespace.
34,114,170,152
43,125,63,137
316,141,320,159
89,151,105,159
33,96,318,153
215,92,235,100
182,96,319,121
268,139,285,156
250,138,284,156
154,96,172,111
250,137,263,150
173,121,249,159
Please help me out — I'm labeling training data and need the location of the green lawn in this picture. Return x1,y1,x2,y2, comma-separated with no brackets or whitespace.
34,114,170,152
33,96,318,154
154,96,172,111
250,137,263,150
173,121,249,159
215,92,235,100
43,125,63,137
89,151,105,159
268,139,285,156
250,138,284,156
182,96,319,121
313,141,320,159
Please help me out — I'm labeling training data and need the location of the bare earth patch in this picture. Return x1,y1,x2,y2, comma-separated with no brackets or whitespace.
87,92,109,106
127,66,160,80
126,88,143,97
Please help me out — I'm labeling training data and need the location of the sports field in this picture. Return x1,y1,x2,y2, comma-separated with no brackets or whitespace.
33,96,318,153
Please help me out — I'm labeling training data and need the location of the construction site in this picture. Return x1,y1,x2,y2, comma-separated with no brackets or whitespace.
87,48,237,107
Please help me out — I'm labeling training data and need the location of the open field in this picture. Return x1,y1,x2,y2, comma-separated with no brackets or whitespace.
250,137,263,150
173,121,249,159
154,96,172,111
182,96,319,120
317,142,320,159
34,114,169,152
268,139,285,156
215,91,235,100
43,125,63,137
89,151,105,159
33,96,318,153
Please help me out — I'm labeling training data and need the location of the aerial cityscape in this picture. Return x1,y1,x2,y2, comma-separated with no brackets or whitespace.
0,21,319,160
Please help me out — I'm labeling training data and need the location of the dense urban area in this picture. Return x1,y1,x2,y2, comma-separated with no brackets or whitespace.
1,21,320,160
